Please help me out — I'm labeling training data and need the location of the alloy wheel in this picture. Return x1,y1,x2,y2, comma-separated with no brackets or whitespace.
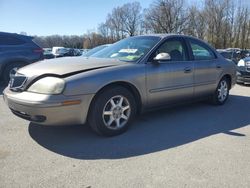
218,80,228,102
102,95,131,130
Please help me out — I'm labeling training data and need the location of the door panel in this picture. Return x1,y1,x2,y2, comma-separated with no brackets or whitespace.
187,38,222,97
145,37,194,108
146,61,194,107
194,60,221,97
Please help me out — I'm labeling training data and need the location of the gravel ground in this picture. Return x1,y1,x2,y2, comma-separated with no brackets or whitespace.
0,84,250,188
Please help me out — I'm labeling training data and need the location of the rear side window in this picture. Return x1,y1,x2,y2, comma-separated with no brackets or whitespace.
189,39,216,60
0,35,25,45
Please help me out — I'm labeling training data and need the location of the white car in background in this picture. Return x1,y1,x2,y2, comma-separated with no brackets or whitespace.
52,47,68,57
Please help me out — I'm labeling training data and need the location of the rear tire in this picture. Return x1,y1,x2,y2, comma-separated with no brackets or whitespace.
211,77,229,105
3,62,26,85
88,86,137,136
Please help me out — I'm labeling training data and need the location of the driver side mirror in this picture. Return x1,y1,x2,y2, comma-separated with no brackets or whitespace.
153,53,171,62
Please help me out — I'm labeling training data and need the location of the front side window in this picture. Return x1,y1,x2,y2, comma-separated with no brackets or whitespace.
153,39,188,61
189,39,216,60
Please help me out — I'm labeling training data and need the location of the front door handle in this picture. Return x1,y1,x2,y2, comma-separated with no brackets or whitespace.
184,67,192,73
216,65,222,69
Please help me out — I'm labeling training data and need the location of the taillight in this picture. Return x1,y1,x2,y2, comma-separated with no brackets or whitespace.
33,48,43,53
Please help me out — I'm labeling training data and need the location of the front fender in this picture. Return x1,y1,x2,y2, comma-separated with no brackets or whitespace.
63,63,147,105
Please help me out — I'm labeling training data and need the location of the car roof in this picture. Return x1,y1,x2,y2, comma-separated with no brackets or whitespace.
0,31,33,40
135,33,217,52
134,33,215,45
136,33,199,39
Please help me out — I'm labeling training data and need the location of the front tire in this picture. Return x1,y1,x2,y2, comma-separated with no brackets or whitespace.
211,77,229,105
88,86,137,136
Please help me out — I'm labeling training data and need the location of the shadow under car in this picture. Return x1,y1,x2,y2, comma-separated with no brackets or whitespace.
28,94,250,160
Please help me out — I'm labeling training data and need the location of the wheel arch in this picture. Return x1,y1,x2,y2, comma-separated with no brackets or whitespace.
222,74,232,89
87,81,143,119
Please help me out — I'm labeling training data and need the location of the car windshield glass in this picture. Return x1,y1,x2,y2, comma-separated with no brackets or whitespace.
83,45,108,57
91,36,161,62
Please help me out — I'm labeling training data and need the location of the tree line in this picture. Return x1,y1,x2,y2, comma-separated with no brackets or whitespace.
34,0,250,49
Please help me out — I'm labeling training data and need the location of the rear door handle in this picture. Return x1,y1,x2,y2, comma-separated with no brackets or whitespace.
184,67,192,73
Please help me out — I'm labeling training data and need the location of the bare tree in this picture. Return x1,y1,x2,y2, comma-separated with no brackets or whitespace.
203,0,228,48
35,0,250,50
186,6,206,40
34,35,85,48
143,0,187,33
99,2,142,40
83,32,108,49
121,2,142,36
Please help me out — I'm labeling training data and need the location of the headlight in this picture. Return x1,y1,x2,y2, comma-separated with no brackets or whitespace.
27,77,65,94
237,59,245,67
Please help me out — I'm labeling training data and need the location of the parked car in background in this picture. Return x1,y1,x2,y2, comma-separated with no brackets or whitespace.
52,47,82,58
226,48,241,51
73,49,82,56
43,48,55,59
236,57,250,84
80,49,89,55
3,34,236,136
59,48,75,57
0,32,44,84
82,44,111,57
217,48,250,64
43,48,52,52
52,47,68,57
239,50,250,59
217,49,240,64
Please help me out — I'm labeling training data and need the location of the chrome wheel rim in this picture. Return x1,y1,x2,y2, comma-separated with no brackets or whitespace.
218,80,228,102
102,95,131,130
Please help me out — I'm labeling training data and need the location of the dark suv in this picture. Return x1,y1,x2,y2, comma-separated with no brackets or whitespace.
237,57,250,84
0,32,43,84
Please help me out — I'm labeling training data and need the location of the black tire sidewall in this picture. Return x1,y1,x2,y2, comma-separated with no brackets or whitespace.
89,86,137,136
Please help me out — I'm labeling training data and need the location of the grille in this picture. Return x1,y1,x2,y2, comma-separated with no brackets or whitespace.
246,62,250,72
9,74,27,92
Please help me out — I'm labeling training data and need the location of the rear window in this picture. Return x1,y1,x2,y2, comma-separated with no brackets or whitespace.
0,35,25,45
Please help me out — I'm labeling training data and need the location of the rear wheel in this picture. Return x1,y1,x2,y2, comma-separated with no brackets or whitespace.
3,63,26,85
211,77,229,105
88,86,137,136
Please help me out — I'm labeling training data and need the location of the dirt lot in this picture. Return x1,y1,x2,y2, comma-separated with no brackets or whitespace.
0,84,250,188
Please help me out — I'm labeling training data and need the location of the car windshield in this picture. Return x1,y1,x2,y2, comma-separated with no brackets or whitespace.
91,36,161,62
82,45,109,57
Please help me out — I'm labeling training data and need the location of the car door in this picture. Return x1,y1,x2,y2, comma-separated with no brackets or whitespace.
187,38,222,97
146,37,194,108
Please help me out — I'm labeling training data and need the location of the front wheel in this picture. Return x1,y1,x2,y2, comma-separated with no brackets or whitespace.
211,77,229,105
88,86,137,136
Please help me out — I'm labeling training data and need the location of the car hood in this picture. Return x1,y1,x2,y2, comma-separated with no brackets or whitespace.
18,57,126,77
